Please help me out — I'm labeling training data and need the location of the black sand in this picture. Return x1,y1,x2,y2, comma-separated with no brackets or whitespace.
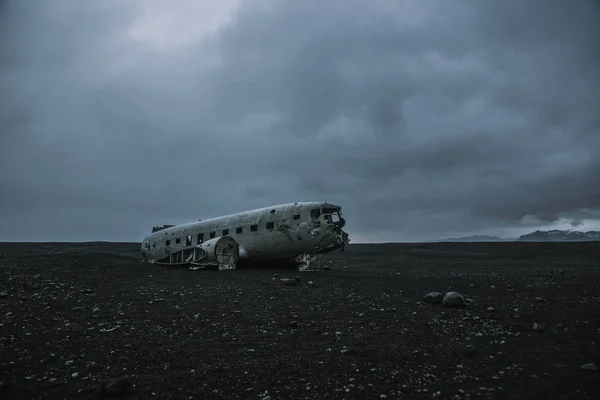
1,241,599,399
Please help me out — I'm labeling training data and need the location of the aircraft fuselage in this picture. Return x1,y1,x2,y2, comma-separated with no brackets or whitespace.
140,201,349,269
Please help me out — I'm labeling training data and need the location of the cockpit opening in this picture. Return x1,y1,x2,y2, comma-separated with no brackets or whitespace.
322,207,342,223
311,207,343,224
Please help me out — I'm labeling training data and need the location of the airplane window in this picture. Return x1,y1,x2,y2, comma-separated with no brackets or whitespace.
186,235,192,246
209,231,216,238
197,233,204,244
222,229,229,236
175,238,181,244
251,224,258,232
236,227,243,234
310,209,321,219
166,240,170,246
266,222,274,229
321,208,341,223
293,214,300,220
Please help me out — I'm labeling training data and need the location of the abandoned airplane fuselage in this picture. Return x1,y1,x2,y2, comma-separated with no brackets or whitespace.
140,202,350,270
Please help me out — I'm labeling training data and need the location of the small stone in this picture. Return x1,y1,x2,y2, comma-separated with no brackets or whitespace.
464,345,477,357
580,363,598,371
290,321,298,329
532,322,542,331
102,377,131,396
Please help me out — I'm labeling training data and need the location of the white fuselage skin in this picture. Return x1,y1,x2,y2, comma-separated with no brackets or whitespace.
140,202,349,263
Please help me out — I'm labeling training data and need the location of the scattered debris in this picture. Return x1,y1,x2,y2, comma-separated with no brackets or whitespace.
100,325,120,332
532,322,542,331
277,276,301,286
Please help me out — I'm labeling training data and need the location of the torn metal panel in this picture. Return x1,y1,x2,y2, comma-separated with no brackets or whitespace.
151,224,174,233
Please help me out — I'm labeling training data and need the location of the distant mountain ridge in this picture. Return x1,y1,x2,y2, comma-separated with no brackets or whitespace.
431,230,600,242
516,230,600,242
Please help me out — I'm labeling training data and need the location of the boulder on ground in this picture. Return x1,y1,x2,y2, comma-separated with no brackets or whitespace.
424,292,443,304
443,291,466,307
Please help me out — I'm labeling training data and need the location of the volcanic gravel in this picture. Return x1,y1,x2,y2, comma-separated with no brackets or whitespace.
1,241,599,399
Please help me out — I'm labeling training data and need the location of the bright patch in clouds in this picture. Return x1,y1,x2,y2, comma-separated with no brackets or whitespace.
127,0,241,49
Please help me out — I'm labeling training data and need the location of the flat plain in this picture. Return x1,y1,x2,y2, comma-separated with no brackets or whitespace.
1,241,599,399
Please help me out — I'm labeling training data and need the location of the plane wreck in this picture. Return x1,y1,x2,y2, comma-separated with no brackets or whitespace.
140,202,350,271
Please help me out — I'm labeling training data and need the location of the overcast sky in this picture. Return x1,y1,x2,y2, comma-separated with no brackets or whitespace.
1,0,599,243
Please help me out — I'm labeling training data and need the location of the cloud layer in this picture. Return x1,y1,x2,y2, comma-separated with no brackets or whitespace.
1,0,599,242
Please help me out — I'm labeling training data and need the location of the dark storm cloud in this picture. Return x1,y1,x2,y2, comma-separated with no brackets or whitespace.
1,0,599,242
